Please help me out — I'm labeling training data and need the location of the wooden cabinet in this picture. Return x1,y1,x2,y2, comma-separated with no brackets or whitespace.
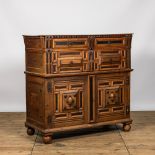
23,34,133,144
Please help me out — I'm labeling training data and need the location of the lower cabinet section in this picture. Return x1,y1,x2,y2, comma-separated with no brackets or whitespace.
25,72,132,143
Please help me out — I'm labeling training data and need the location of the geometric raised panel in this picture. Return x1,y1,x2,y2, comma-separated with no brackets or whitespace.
105,87,121,106
62,90,78,111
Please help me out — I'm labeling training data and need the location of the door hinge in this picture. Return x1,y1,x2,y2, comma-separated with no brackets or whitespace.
47,81,52,93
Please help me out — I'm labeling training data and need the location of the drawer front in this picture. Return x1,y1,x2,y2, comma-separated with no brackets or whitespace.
51,50,89,73
52,76,88,128
95,73,130,122
94,49,129,71
53,38,88,49
95,37,127,48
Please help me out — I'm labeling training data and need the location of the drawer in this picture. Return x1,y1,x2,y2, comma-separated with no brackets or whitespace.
51,76,88,128
94,49,129,71
95,37,127,48
95,73,130,122
50,50,89,74
53,38,88,49
58,57,82,69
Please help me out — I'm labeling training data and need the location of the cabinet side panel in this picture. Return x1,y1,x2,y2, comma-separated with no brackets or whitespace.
23,36,45,49
26,74,45,129
25,49,45,74
23,36,46,74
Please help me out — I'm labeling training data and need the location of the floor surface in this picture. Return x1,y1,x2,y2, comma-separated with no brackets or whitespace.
0,112,155,155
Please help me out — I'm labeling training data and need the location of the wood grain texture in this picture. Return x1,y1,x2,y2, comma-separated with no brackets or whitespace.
0,112,155,155
23,34,133,143
0,113,36,155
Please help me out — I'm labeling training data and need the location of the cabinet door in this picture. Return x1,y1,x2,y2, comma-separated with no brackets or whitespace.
52,76,88,128
95,73,130,122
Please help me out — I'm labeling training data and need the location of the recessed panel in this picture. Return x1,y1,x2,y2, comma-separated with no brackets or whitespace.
95,37,127,47
53,38,88,48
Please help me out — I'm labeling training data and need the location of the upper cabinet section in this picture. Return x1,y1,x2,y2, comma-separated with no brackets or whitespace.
23,34,132,76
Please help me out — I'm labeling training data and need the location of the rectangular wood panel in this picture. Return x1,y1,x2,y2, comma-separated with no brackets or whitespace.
53,38,88,49
95,37,128,47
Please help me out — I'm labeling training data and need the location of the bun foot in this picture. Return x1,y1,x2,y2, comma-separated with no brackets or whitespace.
27,127,35,136
123,123,131,132
43,135,52,144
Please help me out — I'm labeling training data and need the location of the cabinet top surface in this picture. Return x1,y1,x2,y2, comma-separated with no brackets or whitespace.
23,33,133,38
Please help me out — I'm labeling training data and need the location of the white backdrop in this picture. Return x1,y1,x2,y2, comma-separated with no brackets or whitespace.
0,0,155,111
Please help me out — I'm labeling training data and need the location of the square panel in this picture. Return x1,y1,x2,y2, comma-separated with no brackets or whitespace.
61,90,79,111
105,87,121,106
